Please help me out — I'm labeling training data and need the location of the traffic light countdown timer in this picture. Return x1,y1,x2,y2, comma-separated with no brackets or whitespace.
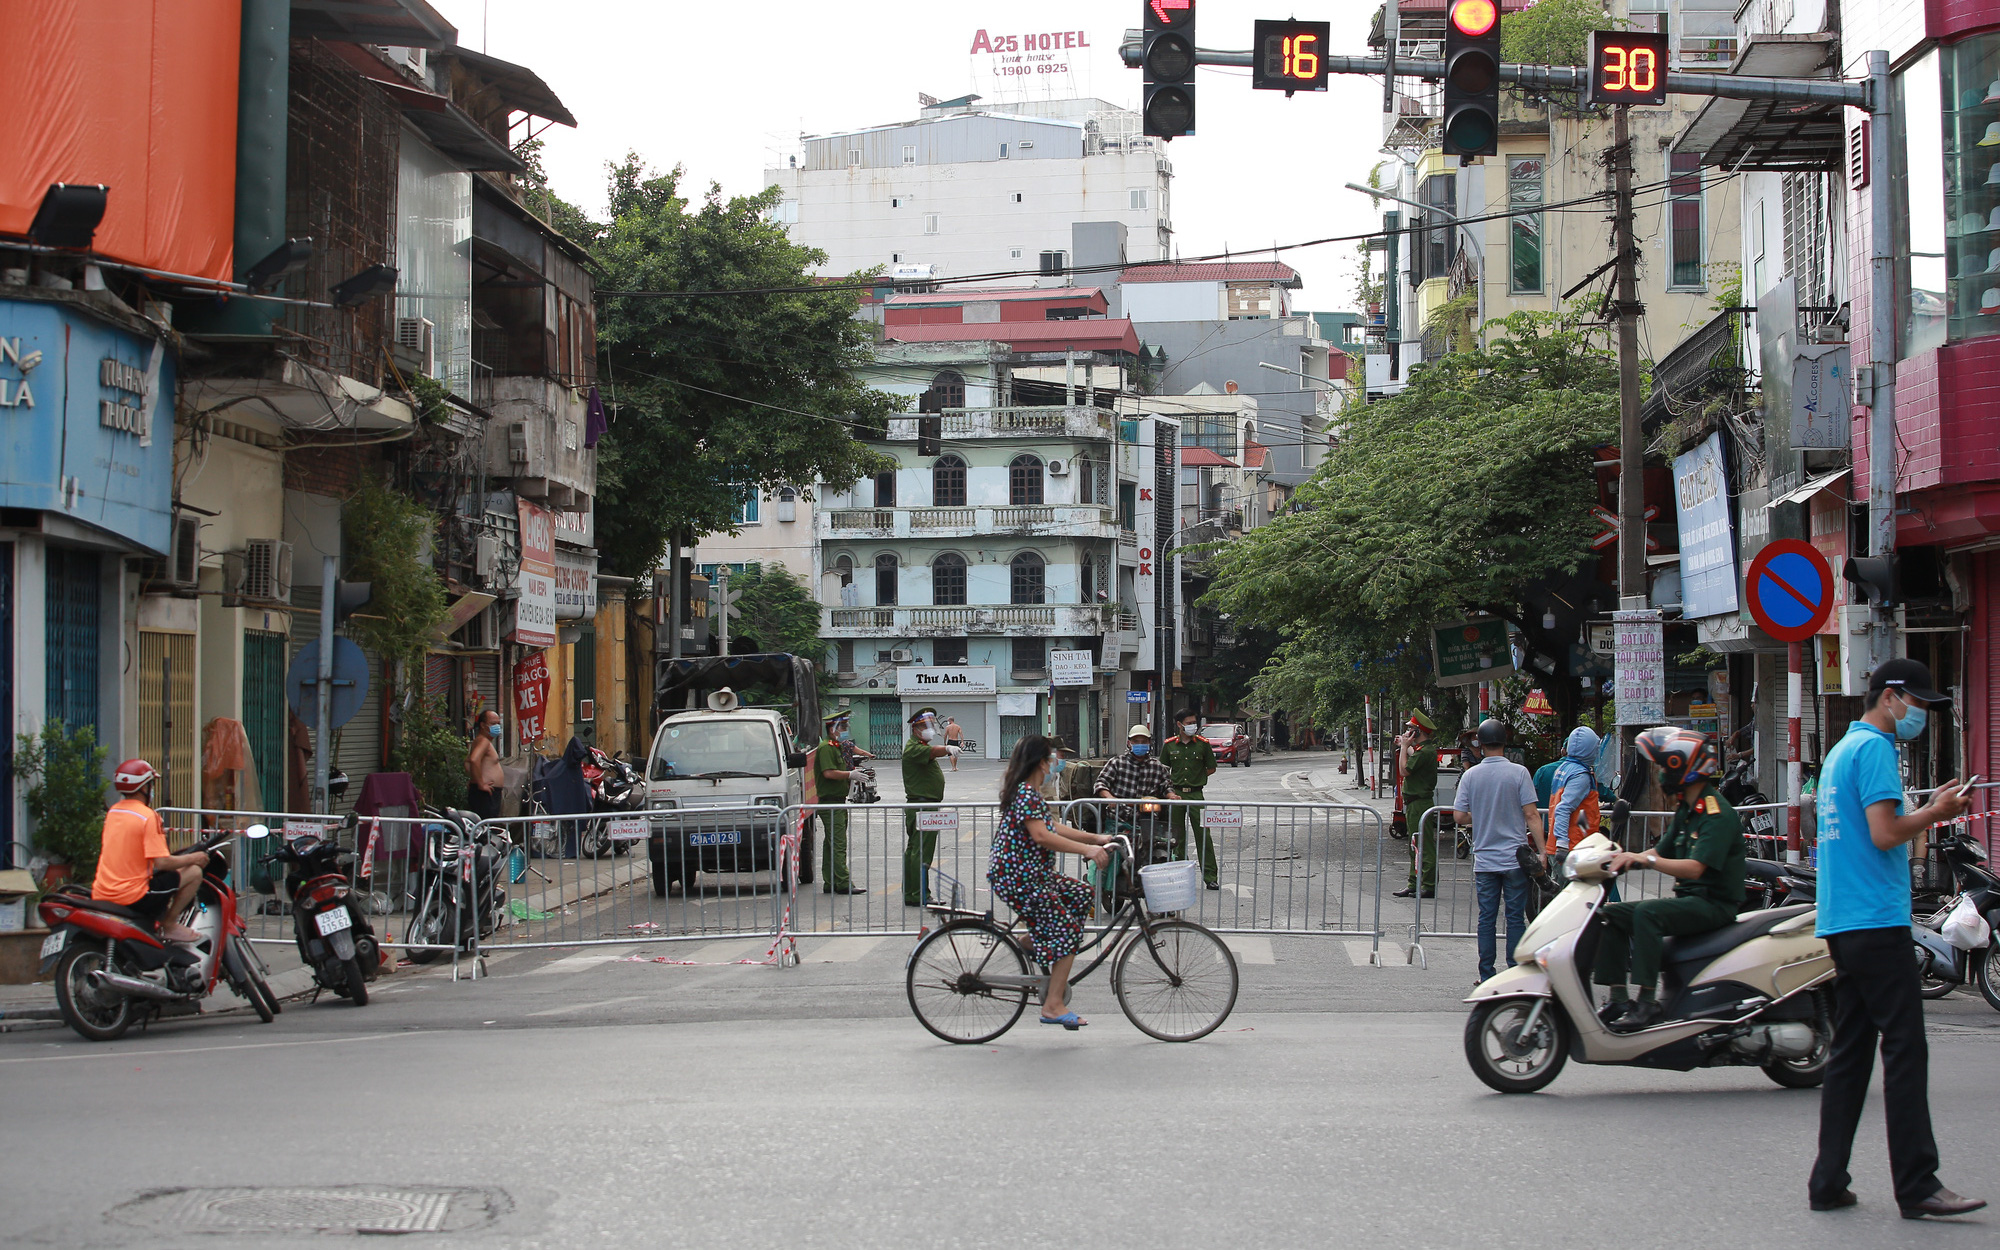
1585,28,1670,107
1442,0,1502,156
1251,19,1331,94
1142,0,1196,138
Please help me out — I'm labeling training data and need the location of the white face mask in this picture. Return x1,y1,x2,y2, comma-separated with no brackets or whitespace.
919,728,937,743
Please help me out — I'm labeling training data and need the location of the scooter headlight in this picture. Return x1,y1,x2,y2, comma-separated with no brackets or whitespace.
1533,940,1561,971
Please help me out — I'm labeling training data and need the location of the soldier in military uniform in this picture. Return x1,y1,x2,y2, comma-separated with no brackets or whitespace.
1162,709,1221,889
1594,726,1746,1031
1392,710,1440,899
812,711,867,895
901,707,958,906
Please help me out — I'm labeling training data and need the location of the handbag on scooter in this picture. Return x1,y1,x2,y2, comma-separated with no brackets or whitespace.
1941,894,1992,951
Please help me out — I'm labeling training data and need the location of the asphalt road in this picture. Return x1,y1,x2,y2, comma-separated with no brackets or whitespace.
4,752,1994,1247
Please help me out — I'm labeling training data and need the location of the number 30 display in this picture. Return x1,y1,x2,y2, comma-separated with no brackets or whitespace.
1586,29,1670,107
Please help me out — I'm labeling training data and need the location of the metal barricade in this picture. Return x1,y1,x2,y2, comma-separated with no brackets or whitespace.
787,801,1005,939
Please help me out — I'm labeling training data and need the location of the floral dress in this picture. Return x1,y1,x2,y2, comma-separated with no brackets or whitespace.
987,783,1093,961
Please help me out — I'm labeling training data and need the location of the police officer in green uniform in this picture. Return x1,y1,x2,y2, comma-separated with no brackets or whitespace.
1162,709,1221,889
813,711,867,895
1594,726,1746,1031
901,707,957,906
1393,710,1440,898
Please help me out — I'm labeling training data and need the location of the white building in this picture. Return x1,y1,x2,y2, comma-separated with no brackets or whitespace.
764,96,1171,283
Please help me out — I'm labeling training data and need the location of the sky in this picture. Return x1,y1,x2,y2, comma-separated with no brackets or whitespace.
428,0,1398,312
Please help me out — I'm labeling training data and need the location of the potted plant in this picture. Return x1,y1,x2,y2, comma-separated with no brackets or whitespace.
14,720,110,889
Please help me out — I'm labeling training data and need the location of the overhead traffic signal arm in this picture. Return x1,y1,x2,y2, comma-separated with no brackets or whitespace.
1442,0,1501,157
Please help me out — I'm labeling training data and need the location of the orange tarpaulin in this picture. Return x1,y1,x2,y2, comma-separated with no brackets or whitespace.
0,0,241,282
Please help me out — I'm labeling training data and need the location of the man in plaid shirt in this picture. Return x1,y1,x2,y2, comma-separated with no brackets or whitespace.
1095,724,1172,800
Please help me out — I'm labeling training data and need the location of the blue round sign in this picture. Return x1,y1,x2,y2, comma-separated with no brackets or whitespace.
1743,538,1835,643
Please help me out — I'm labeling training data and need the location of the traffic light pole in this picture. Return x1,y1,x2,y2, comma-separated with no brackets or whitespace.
313,554,335,814
1611,104,1643,611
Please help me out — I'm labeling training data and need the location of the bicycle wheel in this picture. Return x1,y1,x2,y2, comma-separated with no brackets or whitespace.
906,919,1032,1044
1113,919,1239,1042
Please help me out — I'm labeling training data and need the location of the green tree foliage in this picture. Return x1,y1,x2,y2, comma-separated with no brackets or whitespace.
591,158,898,578
391,694,469,810
15,720,110,881
341,476,451,670
1204,306,1618,729
1502,0,1620,67
514,137,603,251
728,563,828,667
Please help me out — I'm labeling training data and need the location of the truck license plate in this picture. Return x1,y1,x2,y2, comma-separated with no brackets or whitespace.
40,930,67,960
315,908,353,936
687,831,741,847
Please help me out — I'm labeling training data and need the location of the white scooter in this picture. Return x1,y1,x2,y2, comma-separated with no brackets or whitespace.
1463,829,1837,1093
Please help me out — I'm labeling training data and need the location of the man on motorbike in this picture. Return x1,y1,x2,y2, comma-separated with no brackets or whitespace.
90,759,210,944
1594,727,1745,1031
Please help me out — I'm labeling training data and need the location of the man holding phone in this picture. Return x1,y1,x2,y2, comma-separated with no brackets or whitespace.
1807,658,1984,1220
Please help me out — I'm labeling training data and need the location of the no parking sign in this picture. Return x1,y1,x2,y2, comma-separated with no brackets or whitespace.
1743,539,1836,643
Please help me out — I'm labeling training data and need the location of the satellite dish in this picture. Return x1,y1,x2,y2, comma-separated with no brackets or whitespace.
707,687,741,712
285,637,371,728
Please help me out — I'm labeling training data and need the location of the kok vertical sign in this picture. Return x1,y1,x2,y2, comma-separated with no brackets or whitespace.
1613,609,1665,725
513,652,550,745
1672,432,1738,620
512,500,557,646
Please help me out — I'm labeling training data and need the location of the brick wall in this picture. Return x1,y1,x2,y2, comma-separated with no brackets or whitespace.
283,444,377,496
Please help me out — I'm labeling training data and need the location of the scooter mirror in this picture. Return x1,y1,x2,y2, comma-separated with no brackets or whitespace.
341,810,360,833
243,823,271,841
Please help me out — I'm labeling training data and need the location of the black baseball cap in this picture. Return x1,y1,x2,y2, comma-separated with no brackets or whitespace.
1868,657,1949,704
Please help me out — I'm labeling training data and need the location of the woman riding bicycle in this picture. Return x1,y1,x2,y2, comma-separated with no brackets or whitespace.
989,735,1114,1030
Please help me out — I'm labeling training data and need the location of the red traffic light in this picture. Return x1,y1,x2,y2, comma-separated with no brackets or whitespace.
1450,0,1497,37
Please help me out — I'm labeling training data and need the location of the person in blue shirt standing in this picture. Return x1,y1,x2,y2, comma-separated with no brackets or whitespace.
1808,658,1983,1221
1450,719,1541,986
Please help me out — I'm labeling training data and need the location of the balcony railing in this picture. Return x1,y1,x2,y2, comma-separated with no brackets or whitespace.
887,405,1112,441
819,505,1115,536
824,603,1116,635
828,607,896,629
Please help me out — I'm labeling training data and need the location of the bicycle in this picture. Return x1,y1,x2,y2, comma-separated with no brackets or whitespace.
904,835,1240,1044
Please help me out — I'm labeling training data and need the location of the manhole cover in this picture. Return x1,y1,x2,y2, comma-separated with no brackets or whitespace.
110,1186,504,1235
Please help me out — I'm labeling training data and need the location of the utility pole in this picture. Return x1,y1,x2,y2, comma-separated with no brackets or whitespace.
1865,48,1897,669
312,554,335,814
1610,105,1643,612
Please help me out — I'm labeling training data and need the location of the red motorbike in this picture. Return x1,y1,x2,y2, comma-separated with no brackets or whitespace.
36,827,281,1041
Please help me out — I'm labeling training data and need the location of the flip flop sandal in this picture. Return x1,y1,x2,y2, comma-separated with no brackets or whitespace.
1038,1012,1087,1030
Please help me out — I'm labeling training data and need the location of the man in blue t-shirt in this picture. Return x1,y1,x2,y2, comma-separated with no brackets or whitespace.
1450,719,1540,984
1807,658,1983,1221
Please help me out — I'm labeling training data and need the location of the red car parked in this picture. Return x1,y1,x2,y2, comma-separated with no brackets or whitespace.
1200,722,1254,767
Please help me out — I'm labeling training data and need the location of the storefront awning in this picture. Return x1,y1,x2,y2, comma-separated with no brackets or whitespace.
1673,35,1844,172
1765,467,1852,509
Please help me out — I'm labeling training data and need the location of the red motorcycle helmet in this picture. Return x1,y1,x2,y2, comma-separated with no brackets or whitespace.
1632,726,1720,790
112,758,159,795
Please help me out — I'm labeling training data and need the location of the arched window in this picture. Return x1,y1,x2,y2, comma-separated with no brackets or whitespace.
875,553,899,606
833,554,853,586
1010,551,1045,605
1009,454,1044,505
932,455,967,507
929,369,966,409
931,552,967,605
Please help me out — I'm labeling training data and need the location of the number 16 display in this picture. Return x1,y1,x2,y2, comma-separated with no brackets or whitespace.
1252,19,1330,92
1586,29,1670,107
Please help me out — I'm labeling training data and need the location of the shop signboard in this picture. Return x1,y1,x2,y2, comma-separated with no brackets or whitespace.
1791,344,1850,450
513,652,551,744
511,500,557,646
1049,649,1093,687
1431,618,1514,687
1613,609,1666,724
553,547,597,620
1672,432,1738,620
896,665,999,696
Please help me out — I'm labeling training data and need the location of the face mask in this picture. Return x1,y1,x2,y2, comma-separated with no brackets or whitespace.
1891,696,1928,741
920,729,937,743
1049,758,1064,776
488,724,501,739
1130,743,1150,756
836,729,853,743
1178,723,1196,737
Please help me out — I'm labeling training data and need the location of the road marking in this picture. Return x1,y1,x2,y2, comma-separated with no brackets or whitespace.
0,1031,410,1065
522,946,642,975
526,995,650,1017
800,936,886,963
1222,935,1275,965
1343,940,1407,967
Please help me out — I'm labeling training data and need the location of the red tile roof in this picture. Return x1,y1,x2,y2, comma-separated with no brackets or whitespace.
882,319,1143,356
885,286,1106,307
1241,440,1270,469
1181,447,1239,468
1120,261,1302,288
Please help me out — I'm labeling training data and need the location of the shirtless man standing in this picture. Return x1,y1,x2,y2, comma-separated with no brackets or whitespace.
466,709,505,819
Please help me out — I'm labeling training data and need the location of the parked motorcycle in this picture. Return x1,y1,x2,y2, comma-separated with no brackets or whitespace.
578,747,641,857
1718,755,1781,855
1908,828,2000,1008
404,809,509,965
1743,858,1816,910
1464,823,1836,1093
36,828,280,1041
263,813,378,1005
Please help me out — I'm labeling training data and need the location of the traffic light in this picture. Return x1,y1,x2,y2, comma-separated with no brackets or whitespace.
1142,0,1196,139
1843,556,1897,607
1442,0,1502,157
332,580,373,622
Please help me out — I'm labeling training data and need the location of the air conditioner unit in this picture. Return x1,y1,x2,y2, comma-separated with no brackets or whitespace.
241,538,293,603
890,648,915,663
454,606,498,650
508,421,530,465
1047,458,1069,476
394,316,436,378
